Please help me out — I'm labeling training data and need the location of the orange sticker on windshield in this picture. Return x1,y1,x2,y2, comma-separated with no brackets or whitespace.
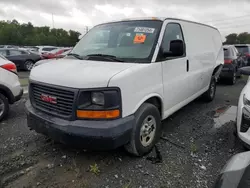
134,34,146,43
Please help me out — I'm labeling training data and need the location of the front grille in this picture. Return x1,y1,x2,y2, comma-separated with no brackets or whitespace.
30,83,76,118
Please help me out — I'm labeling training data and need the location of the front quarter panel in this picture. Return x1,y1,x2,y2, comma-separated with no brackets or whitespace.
108,63,163,118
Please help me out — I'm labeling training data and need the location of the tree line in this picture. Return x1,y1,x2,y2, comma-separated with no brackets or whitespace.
0,20,81,47
224,32,250,45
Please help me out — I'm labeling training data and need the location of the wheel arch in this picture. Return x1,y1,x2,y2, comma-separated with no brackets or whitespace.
132,94,164,119
0,84,15,104
212,64,223,81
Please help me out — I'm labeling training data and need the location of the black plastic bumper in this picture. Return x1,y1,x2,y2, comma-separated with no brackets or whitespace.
220,65,234,78
25,100,134,150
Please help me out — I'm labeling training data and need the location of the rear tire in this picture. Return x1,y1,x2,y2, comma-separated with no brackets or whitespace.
124,103,162,156
24,60,34,71
0,93,9,122
202,76,216,102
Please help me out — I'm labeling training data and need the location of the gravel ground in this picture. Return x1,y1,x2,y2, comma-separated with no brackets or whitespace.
0,78,247,188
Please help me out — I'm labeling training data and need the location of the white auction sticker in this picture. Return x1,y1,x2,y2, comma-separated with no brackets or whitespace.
134,27,155,33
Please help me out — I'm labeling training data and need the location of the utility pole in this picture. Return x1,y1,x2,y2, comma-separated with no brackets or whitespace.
52,13,55,28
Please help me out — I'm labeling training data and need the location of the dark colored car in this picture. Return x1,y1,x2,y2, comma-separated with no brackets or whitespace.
214,151,250,188
235,44,250,66
0,48,42,71
220,45,244,85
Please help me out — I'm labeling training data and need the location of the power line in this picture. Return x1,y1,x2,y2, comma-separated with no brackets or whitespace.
218,23,250,30
203,14,250,23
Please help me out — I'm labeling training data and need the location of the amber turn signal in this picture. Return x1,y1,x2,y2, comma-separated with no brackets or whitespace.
77,109,120,119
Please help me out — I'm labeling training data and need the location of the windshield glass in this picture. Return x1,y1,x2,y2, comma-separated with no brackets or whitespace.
235,46,249,54
71,20,162,63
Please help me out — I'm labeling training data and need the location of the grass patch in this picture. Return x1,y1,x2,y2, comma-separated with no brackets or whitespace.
190,142,198,153
89,163,100,175
19,78,29,86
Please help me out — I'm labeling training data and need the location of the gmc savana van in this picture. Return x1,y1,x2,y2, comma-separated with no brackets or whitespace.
26,17,224,156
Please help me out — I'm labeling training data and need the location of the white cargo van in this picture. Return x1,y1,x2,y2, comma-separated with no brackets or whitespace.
25,18,224,156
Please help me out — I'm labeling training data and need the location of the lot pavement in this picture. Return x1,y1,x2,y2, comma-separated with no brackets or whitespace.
0,78,247,188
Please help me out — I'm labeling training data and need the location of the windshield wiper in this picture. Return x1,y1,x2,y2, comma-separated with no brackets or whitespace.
67,53,83,60
85,54,124,62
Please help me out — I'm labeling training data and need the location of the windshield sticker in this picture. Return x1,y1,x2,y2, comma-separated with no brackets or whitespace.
134,27,155,33
134,34,146,43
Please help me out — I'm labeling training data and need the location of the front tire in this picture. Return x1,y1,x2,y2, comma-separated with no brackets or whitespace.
125,103,162,156
203,77,216,102
24,60,34,71
0,93,9,122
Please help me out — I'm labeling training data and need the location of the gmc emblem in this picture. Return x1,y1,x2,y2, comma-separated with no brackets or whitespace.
40,94,57,104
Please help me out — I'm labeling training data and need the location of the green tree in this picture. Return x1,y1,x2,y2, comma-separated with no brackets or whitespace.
0,19,81,46
224,33,238,44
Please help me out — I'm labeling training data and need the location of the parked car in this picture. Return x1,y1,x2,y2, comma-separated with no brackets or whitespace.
36,46,58,55
0,48,42,71
236,66,250,149
54,49,71,58
34,50,71,67
220,45,244,85
25,17,223,156
42,48,71,59
235,44,250,66
214,151,250,188
0,54,23,121
0,45,18,49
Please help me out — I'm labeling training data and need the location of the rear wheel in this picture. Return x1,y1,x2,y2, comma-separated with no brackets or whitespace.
125,103,162,156
24,60,34,71
203,77,216,102
0,93,9,122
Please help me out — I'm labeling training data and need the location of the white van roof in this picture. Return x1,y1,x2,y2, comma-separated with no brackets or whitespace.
100,17,217,30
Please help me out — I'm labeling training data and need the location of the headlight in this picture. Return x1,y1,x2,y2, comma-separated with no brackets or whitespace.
243,94,250,106
91,92,104,106
76,88,121,119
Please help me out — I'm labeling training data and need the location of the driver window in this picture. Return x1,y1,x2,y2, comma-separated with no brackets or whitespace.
157,23,184,61
162,23,183,51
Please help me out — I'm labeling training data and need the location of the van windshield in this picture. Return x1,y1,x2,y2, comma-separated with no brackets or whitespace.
70,20,162,63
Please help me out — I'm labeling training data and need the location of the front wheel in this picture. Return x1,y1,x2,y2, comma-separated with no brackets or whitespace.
202,77,216,102
24,60,34,71
0,93,9,122
125,103,162,156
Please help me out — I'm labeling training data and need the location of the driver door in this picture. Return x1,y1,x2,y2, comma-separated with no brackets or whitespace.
157,22,190,115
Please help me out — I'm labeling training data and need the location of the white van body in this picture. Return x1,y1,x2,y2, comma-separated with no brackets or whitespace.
26,18,224,156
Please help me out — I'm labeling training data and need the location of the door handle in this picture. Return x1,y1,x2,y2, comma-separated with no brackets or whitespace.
186,60,189,72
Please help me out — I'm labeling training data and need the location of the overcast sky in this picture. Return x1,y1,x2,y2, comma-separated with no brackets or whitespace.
0,0,250,36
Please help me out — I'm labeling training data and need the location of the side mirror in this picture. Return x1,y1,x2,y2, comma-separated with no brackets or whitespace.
163,40,185,58
239,67,250,75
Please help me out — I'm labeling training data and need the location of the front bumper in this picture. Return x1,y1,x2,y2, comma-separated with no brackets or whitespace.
238,107,250,147
14,88,23,102
220,65,235,78
25,100,134,150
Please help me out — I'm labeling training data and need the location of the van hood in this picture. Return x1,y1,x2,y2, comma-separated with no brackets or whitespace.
30,59,137,88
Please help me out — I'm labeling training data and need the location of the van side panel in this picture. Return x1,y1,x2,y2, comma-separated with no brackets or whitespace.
108,63,164,118
180,21,223,92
